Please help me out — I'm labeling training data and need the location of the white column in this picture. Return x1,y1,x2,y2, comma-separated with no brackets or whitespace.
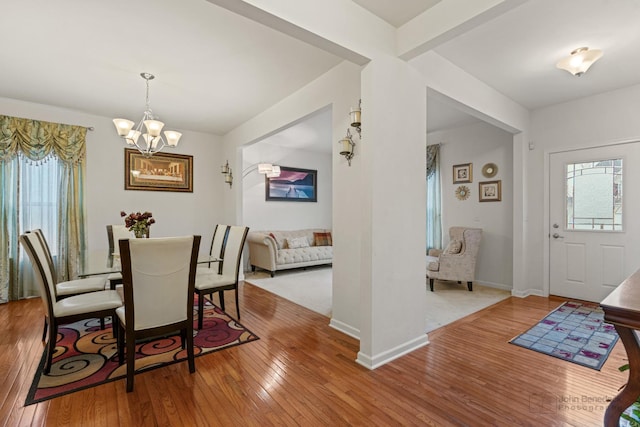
356,55,428,369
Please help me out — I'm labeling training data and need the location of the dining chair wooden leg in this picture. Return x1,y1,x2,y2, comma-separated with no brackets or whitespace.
44,319,58,374
186,325,195,373
218,290,225,311
126,327,135,392
197,292,205,330
117,321,125,366
234,289,240,319
42,318,48,342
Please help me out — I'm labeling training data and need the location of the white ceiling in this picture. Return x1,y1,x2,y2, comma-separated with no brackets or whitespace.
352,0,442,27
2,0,640,139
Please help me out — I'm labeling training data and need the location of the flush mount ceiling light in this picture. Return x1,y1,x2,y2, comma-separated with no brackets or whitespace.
113,72,182,157
556,47,603,77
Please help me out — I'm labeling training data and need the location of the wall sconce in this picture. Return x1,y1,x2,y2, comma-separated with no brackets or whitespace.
338,129,355,166
221,160,233,188
338,99,361,166
556,47,603,77
349,99,361,138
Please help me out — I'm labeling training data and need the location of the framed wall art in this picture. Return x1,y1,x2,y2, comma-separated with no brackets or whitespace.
265,166,317,202
479,180,501,202
453,163,472,183
124,148,193,192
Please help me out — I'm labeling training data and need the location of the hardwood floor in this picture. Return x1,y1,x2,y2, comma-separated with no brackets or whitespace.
0,283,628,426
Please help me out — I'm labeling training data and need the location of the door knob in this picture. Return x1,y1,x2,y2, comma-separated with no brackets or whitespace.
552,233,564,239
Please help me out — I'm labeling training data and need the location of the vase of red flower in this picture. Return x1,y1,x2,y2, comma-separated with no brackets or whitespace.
120,211,155,238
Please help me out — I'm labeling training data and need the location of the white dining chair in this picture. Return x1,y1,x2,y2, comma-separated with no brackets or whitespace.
114,235,201,392
195,225,249,328
20,232,123,374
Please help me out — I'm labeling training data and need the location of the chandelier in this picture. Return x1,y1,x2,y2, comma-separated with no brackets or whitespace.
113,72,182,157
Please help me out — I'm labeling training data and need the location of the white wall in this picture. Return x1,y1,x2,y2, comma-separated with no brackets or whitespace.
242,144,332,231
220,61,362,338
528,83,640,295
0,96,224,255
428,121,513,289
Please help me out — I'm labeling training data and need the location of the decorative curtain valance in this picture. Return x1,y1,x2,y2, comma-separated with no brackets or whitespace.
0,115,86,164
426,144,440,179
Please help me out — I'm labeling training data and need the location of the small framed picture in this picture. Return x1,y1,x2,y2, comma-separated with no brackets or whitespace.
453,163,472,183
479,180,501,202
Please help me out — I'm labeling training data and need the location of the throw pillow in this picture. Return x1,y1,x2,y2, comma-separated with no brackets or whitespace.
286,236,310,249
443,239,462,254
313,231,333,246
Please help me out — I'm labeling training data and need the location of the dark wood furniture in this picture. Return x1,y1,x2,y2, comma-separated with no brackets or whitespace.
601,269,640,426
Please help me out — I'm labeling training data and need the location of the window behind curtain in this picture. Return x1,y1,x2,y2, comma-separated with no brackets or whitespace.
15,157,61,296
426,144,442,251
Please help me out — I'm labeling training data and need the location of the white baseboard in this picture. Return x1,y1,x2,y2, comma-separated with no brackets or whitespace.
511,288,546,298
329,318,360,340
475,280,512,291
355,334,429,370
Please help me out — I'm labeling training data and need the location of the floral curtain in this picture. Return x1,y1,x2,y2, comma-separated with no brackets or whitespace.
0,115,87,303
426,144,442,252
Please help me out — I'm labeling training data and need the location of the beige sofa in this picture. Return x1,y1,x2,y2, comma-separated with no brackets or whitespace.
247,229,332,277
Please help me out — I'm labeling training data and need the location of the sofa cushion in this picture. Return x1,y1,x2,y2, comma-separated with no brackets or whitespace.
277,246,333,265
286,236,310,249
313,231,332,246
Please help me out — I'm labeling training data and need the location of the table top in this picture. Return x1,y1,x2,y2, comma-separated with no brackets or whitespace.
600,268,640,330
78,251,221,277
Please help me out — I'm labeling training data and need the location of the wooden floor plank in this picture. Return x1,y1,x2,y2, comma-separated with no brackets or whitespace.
0,284,628,426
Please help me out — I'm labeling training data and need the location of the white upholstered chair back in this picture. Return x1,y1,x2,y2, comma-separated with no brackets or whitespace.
108,224,133,255
20,232,57,313
220,226,249,278
210,224,229,259
121,236,198,330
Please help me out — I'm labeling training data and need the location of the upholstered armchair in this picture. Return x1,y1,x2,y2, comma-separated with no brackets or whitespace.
426,227,483,292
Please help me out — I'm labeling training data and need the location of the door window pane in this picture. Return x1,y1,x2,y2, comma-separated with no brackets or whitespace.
566,159,622,230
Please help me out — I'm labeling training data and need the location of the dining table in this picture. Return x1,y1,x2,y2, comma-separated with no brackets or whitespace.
78,249,221,284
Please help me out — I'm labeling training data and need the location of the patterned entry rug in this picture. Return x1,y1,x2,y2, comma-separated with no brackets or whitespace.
26,299,259,405
509,301,618,370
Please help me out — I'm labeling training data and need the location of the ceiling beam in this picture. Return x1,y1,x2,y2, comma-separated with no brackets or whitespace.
397,0,529,60
206,0,398,65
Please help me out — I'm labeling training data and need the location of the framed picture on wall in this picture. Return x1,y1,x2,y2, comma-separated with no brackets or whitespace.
479,180,501,202
124,148,193,192
265,166,317,202
453,163,472,183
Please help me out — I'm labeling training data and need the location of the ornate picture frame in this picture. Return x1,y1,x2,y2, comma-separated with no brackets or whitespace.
124,148,193,192
479,180,501,202
453,163,472,183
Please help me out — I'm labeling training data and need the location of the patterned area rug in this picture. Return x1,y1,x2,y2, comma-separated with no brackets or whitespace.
509,301,618,370
25,299,259,405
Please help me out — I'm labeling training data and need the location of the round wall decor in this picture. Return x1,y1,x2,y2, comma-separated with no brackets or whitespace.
455,185,470,200
482,163,498,178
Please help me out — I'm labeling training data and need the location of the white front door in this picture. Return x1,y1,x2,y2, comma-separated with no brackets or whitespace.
549,143,640,302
